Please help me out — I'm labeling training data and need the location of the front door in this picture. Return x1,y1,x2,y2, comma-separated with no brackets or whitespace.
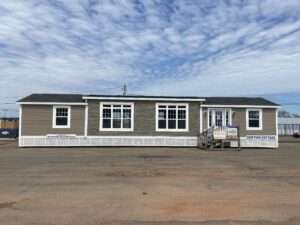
208,108,231,128
214,110,224,127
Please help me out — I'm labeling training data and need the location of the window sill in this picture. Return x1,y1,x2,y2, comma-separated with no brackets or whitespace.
53,126,70,129
156,129,189,132
99,128,134,132
246,127,263,131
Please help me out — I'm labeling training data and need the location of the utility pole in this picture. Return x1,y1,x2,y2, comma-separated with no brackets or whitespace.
122,84,127,96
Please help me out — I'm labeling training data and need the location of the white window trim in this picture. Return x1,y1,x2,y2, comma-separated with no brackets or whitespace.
99,102,134,132
155,103,189,132
246,108,263,131
207,108,232,128
52,106,71,129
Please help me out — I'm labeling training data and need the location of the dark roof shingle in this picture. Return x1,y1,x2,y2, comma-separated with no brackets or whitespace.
18,94,84,103
18,93,279,106
204,97,279,106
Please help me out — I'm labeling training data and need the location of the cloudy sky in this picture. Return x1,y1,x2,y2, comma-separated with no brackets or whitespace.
1,0,300,116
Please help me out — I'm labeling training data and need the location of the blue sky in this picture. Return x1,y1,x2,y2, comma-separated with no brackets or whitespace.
1,0,300,116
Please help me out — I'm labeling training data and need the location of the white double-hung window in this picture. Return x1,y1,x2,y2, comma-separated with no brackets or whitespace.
156,103,188,131
100,103,134,131
53,106,71,128
246,109,263,130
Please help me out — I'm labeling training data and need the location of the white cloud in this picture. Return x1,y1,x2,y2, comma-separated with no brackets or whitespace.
1,0,300,115
141,50,300,97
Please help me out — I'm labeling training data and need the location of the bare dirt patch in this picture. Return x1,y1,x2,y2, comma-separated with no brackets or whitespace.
99,217,300,225
0,141,300,225
0,201,17,209
137,155,173,160
0,198,30,210
105,169,168,177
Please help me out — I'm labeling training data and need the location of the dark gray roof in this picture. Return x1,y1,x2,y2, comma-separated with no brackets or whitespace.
18,94,84,103
204,97,279,106
18,93,279,106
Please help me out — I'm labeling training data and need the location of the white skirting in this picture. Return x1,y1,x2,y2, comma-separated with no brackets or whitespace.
19,135,278,148
241,135,278,148
19,136,199,147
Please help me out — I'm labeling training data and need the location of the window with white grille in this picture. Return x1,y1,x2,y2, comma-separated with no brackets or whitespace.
53,106,71,128
156,104,188,131
247,109,263,130
100,103,134,131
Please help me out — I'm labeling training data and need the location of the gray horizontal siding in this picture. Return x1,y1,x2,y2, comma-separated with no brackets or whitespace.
22,105,85,136
21,103,276,139
202,107,276,136
233,108,276,136
88,100,200,136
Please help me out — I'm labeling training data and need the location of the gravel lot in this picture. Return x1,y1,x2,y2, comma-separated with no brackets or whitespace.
0,141,299,225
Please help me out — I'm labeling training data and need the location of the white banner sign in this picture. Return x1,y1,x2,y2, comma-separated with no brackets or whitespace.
241,135,277,148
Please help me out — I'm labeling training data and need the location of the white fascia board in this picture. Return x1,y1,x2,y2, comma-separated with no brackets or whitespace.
201,104,280,109
83,96,206,102
17,102,87,106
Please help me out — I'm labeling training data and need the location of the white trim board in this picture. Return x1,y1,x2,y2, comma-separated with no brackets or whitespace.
83,96,205,102
21,135,198,139
84,104,89,137
201,104,280,109
199,107,203,133
18,105,22,147
18,102,87,106
275,108,279,148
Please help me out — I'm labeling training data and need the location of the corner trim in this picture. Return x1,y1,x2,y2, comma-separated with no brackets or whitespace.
275,108,279,148
199,106,203,133
18,105,22,147
84,104,88,137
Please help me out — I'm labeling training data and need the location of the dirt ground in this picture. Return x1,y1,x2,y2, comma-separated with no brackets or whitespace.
0,141,300,225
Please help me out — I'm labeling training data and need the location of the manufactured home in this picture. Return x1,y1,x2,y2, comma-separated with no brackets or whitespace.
17,94,280,148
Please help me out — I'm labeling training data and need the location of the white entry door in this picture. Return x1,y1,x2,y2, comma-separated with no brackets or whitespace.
208,108,232,128
214,110,224,127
